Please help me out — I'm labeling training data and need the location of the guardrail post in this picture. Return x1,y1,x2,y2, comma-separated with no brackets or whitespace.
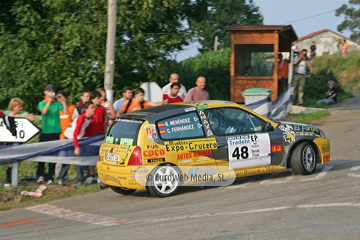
11,162,19,186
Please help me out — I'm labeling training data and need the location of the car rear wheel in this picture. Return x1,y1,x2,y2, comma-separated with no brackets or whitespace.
291,142,317,175
110,186,137,195
146,165,181,197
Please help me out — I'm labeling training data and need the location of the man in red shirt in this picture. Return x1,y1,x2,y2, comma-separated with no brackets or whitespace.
83,90,107,184
163,83,183,103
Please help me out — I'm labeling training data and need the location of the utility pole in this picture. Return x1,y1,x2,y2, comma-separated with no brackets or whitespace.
214,36,218,51
104,0,117,102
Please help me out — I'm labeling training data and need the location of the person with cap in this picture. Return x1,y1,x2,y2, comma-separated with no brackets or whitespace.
316,80,338,105
36,84,68,184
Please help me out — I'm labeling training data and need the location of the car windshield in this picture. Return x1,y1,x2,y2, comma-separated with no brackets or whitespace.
106,119,143,145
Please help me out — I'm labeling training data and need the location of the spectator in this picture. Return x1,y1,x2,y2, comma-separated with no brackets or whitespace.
117,87,168,116
3,98,35,186
336,39,343,57
113,86,133,113
163,82,183,103
97,87,116,125
162,73,187,100
184,76,210,101
293,49,313,106
83,90,108,184
316,80,338,105
57,91,75,140
342,39,350,57
57,101,96,186
277,53,289,95
244,66,252,76
37,84,68,184
310,41,316,59
73,90,90,120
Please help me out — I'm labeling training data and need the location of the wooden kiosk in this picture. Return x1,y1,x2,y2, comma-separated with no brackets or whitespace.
225,25,297,103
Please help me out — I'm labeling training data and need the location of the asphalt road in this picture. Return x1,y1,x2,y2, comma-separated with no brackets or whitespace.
1,96,360,240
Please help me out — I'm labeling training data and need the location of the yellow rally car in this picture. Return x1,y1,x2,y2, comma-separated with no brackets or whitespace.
97,101,330,197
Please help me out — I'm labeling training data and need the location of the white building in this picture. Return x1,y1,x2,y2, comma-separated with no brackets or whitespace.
294,29,360,57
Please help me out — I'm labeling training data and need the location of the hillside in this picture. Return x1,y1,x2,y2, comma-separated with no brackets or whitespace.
312,51,360,93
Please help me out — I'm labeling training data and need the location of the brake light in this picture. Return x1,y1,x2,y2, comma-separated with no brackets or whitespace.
128,146,143,165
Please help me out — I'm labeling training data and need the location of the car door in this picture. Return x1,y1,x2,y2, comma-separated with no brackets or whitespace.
204,106,284,170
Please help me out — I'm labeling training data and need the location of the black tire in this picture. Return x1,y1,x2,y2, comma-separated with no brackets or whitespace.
110,186,137,195
146,165,182,197
291,142,317,175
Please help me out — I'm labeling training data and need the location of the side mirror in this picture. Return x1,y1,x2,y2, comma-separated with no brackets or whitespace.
265,121,274,132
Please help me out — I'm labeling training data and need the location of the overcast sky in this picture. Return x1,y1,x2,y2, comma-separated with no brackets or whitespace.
175,0,352,61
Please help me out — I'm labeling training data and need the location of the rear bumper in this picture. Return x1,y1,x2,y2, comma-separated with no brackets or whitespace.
96,161,146,190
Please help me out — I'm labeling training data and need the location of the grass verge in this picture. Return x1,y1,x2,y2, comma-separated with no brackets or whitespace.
280,110,330,124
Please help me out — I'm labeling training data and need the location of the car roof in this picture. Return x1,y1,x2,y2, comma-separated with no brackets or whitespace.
118,100,235,121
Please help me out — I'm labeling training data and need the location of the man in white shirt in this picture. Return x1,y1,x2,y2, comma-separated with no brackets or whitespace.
293,49,313,106
113,86,133,113
162,73,187,100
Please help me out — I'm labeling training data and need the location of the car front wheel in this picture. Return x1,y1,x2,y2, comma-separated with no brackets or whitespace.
110,186,137,195
291,142,317,175
146,165,181,197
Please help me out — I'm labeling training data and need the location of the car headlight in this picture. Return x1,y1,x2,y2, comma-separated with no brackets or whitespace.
319,129,327,139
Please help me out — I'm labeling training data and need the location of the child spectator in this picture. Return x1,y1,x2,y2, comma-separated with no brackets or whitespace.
116,87,168,116
83,90,108,184
57,101,96,186
163,82,183,103
97,87,116,125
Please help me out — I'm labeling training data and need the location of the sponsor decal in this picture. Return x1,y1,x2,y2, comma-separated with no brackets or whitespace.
178,159,194,164
293,125,320,135
321,144,330,153
120,138,133,145
102,174,121,185
105,136,114,143
323,155,330,163
196,104,209,111
147,158,166,163
235,166,284,178
227,133,271,169
105,153,120,161
271,145,283,152
143,149,165,157
165,140,217,152
198,110,213,136
146,145,159,149
184,107,196,112
145,124,157,139
118,119,143,124
177,150,212,160
279,125,296,143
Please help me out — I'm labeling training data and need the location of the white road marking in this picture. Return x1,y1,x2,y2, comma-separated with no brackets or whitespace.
300,166,333,182
301,166,333,181
27,202,360,227
260,169,294,185
347,165,360,177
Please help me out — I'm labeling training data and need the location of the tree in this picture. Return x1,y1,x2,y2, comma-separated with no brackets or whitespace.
0,0,206,112
336,0,360,41
192,0,263,53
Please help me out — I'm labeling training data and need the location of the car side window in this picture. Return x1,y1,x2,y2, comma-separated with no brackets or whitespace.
157,111,205,140
204,107,265,135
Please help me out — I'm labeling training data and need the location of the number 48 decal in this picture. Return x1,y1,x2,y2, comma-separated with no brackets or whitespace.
232,146,249,160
